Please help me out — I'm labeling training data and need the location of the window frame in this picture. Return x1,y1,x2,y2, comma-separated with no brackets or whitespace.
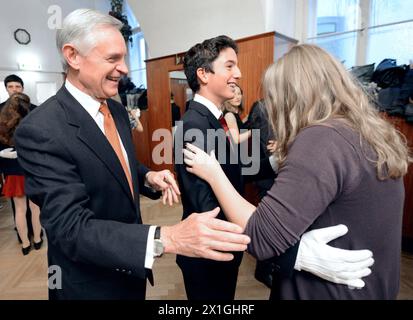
306,0,413,66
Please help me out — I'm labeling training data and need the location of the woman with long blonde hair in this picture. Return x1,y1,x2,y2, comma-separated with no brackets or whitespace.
183,44,411,299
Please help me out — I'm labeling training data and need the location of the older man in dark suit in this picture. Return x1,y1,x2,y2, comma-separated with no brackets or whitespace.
14,9,250,300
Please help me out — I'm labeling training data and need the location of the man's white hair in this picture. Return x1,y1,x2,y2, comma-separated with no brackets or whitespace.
56,9,123,71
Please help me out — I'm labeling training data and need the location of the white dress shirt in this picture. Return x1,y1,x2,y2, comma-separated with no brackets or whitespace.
65,80,156,269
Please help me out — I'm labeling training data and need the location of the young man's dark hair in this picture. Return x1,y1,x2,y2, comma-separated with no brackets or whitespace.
183,35,238,93
4,74,24,88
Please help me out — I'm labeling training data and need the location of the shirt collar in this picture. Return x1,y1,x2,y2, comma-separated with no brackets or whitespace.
193,94,222,120
65,80,102,119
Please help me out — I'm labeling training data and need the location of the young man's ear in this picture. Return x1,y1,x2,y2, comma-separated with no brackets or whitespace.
62,44,82,71
196,68,209,85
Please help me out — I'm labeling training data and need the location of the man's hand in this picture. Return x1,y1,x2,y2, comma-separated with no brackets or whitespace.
160,207,250,261
145,170,180,205
0,148,17,159
294,224,374,289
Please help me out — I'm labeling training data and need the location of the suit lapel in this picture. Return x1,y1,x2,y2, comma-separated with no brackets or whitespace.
56,87,135,207
188,101,232,148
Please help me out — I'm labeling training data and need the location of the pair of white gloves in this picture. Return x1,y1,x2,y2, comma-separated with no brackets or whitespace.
0,147,17,159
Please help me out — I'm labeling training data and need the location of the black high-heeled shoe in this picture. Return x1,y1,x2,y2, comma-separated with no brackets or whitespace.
33,239,43,250
22,244,31,255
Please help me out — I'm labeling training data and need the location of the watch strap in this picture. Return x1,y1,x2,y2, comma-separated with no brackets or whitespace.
154,226,161,240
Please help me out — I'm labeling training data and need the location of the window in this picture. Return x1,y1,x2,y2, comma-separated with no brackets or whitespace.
0,82,8,103
124,1,147,88
307,0,359,67
128,33,147,89
367,0,413,66
307,0,413,68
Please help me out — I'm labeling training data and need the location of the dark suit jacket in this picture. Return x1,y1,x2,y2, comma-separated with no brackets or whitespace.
175,100,298,278
175,100,244,270
14,86,156,300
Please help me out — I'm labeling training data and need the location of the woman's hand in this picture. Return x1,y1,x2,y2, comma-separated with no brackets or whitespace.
267,140,277,153
183,143,222,183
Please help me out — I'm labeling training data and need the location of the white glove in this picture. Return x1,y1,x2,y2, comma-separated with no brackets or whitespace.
0,147,17,159
131,108,141,119
294,224,374,289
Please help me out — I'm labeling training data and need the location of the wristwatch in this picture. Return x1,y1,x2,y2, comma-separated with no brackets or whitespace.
153,226,164,257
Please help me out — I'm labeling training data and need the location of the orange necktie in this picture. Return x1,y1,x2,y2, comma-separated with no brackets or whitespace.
99,102,134,196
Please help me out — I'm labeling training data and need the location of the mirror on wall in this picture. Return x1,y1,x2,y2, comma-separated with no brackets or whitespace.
168,71,192,132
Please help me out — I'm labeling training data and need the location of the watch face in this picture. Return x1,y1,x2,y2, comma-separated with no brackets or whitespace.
154,239,164,257
14,29,31,45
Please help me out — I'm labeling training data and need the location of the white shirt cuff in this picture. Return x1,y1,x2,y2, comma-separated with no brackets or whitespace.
269,155,279,173
144,225,157,269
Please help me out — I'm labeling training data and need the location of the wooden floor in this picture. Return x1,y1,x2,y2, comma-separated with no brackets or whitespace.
0,196,412,300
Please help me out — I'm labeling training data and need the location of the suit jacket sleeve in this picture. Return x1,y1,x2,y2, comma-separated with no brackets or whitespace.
175,119,220,214
15,122,150,280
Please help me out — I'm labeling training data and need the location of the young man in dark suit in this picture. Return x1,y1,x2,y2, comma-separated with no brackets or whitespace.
14,9,250,300
175,36,375,300
175,36,245,300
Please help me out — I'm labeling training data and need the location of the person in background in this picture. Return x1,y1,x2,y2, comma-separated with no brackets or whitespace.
222,83,251,144
0,74,38,244
0,75,37,111
171,93,181,127
183,44,409,299
130,108,144,132
0,93,42,255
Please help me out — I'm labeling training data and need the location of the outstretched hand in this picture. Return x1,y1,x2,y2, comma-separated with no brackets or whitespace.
161,207,251,261
183,143,222,183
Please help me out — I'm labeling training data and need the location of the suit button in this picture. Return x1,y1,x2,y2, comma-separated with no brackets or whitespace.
116,268,120,272
127,271,132,275
122,269,126,272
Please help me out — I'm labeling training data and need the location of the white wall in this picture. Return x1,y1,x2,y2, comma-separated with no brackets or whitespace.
128,0,299,59
128,0,267,58
262,0,297,40
0,0,110,104
0,0,301,101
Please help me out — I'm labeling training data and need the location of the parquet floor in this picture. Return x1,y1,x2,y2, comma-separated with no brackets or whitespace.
0,196,412,300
